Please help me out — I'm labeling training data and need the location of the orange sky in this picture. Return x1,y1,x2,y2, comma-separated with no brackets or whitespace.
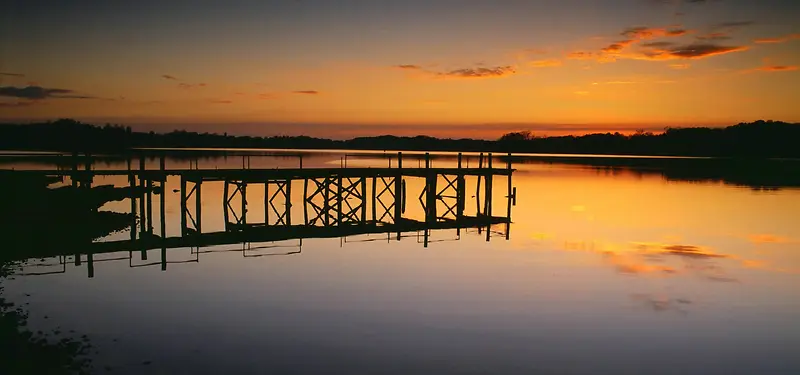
1,0,799,138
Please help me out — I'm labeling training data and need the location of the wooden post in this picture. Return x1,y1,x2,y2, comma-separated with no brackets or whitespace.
397,152,403,169
146,179,153,234
285,179,292,225
241,182,247,226
303,178,309,225
87,253,94,278
180,176,187,236
336,177,343,224
223,181,230,230
371,177,377,222
324,178,331,226
265,181,269,225
129,174,137,241
160,183,167,271
360,177,367,223
506,152,512,240
196,181,202,234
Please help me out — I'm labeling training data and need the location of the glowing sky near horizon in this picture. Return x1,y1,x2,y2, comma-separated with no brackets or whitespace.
1,0,799,138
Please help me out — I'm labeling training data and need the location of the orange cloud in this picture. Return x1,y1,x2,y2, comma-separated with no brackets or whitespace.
601,39,637,53
395,64,517,79
436,66,516,79
178,83,207,89
748,234,794,243
209,99,232,104
293,90,320,95
670,63,690,69
566,52,595,60
696,32,731,41
754,34,800,44
395,64,422,70
757,65,799,72
621,27,690,39
530,59,562,68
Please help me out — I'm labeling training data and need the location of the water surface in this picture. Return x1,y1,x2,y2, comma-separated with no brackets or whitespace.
2,150,799,375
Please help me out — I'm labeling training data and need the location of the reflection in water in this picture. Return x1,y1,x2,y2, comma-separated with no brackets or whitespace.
2,151,800,375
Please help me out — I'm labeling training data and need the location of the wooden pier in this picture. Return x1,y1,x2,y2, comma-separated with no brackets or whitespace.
3,152,518,277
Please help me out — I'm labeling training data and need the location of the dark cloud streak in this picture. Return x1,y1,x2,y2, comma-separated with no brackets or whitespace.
0,86,95,100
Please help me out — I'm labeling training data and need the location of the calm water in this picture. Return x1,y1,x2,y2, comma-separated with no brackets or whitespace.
2,150,800,375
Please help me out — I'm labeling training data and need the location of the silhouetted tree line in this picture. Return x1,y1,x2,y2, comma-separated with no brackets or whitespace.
1,118,798,157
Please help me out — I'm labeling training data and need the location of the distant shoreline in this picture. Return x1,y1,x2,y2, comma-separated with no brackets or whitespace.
1,119,799,159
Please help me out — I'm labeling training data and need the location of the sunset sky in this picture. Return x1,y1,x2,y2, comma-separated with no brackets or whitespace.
1,0,799,138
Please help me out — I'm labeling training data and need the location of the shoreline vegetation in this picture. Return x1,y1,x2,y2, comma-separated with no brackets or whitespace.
1,119,799,158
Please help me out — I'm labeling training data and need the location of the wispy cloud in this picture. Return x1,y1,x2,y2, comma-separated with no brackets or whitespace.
664,43,748,58
395,64,422,70
696,32,732,41
0,72,25,78
670,63,691,69
530,59,562,68
754,33,800,44
178,83,207,89
293,90,320,95
161,74,179,80
209,99,232,104
621,27,690,39
396,64,517,79
567,52,596,60
258,93,279,100
748,234,795,244
715,21,755,29
0,86,95,100
601,39,637,52
0,101,38,108
437,66,516,79
592,81,636,85
739,63,800,74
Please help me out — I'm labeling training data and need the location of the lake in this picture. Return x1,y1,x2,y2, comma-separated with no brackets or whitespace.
2,150,799,375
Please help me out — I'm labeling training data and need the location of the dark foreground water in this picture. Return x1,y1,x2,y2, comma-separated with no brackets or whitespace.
2,150,799,375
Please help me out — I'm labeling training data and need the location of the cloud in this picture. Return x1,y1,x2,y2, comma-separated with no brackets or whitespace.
178,83,207,89
640,43,748,60
530,59,562,68
395,64,422,70
209,99,232,104
592,81,636,85
631,294,691,314
641,41,677,48
696,32,732,41
668,43,748,58
572,25,741,64
437,66,516,79
293,90,320,94
754,33,800,44
755,65,799,72
258,93,279,100
567,52,596,60
602,39,637,52
670,63,691,69
0,101,38,108
621,27,689,39
748,234,794,243
161,74,179,80
0,72,25,77
715,21,754,29
0,86,95,100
